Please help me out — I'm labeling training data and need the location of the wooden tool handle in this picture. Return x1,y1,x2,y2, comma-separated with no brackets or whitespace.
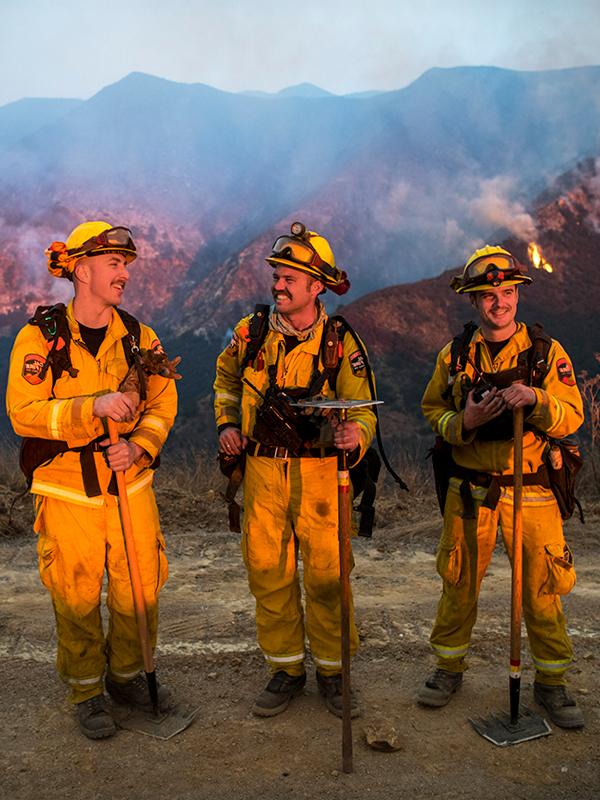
510,406,524,722
107,418,154,676
336,408,353,773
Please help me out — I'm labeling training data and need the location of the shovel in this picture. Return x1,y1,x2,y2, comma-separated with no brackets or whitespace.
294,398,383,773
107,418,198,739
469,406,551,746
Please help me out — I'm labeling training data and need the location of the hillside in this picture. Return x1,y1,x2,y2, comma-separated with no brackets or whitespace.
1,66,600,330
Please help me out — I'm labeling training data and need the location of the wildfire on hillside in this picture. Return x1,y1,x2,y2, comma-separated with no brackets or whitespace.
527,242,554,273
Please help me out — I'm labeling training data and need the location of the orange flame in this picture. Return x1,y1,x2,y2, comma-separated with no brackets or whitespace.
527,242,554,273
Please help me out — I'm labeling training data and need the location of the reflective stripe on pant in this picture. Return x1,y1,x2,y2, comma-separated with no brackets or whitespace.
242,455,359,676
430,479,575,685
34,490,168,702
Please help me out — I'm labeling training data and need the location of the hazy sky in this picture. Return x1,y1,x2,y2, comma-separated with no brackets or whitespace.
1,0,599,107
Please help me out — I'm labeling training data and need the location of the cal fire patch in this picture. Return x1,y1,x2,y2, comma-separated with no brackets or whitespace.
151,338,165,355
349,350,366,377
556,357,576,386
22,353,47,385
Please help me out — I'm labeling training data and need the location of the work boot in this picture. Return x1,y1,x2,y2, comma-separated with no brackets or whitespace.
252,671,306,717
316,672,360,719
76,694,117,740
533,683,584,729
417,668,463,708
105,673,172,713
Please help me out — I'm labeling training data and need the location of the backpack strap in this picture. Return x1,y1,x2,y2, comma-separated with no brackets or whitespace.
241,304,270,371
329,314,409,492
303,316,347,396
28,304,78,387
526,322,552,387
450,321,479,376
28,303,145,395
444,320,552,396
321,316,347,388
115,307,142,368
441,321,479,401
115,307,146,402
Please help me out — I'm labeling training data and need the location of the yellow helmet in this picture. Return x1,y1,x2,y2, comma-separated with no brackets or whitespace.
46,220,137,279
266,222,350,295
451,245,532,294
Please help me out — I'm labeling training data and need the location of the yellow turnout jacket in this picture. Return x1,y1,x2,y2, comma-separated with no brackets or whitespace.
214,311,376,459
6,301,177,506
421,322,583,474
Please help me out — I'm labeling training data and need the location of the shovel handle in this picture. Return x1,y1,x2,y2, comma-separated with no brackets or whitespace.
107,418,155,677
337,408,353,774
510,406,524,722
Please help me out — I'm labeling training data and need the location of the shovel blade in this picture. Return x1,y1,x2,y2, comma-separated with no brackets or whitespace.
113,704,200,740
469,706,552,747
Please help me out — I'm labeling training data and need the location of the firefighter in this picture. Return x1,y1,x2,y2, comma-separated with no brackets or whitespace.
214,222,376,718
6,221,177,739
419,245,584,728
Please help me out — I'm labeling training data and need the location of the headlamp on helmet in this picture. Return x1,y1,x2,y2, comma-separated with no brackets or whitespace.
290,221,307,238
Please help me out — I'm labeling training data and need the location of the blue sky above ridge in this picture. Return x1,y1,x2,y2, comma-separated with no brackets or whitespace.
1,0,599,107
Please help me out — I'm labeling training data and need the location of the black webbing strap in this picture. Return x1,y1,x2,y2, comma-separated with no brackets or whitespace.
71,435,133,497
241,304,270,371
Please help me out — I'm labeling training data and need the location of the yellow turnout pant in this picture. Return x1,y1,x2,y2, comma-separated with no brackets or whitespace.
34,489,168,703
430,479,575,685
242,455,358,676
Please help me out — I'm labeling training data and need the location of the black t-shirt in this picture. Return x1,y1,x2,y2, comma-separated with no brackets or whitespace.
484,337,511,360
283,334,300,354
79,323,108,358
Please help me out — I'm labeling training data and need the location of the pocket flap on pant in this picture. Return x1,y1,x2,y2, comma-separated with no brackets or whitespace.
156,532,168,592
436,543,462,586
539,542,576,596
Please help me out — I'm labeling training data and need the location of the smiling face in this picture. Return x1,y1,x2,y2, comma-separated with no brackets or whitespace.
74,252,130,307
470,285,519,338
271,265,323,317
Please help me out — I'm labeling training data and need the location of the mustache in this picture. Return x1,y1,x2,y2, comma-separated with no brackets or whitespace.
272,289,292,300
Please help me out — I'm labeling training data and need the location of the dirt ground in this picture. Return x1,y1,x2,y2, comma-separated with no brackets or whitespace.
1,486,599,800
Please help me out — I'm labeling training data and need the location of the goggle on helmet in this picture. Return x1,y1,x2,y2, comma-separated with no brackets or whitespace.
266,221,350,296
46,222,137,278
451,246,532,294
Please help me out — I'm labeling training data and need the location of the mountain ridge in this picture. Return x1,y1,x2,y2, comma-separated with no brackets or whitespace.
1,66,600,336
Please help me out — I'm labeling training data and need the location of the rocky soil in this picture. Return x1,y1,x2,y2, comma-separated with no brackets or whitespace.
1,485,599,800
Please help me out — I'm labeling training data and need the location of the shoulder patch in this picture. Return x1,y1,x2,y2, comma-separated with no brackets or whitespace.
349,349,366,377
22,354,47,385
556,357,576,386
